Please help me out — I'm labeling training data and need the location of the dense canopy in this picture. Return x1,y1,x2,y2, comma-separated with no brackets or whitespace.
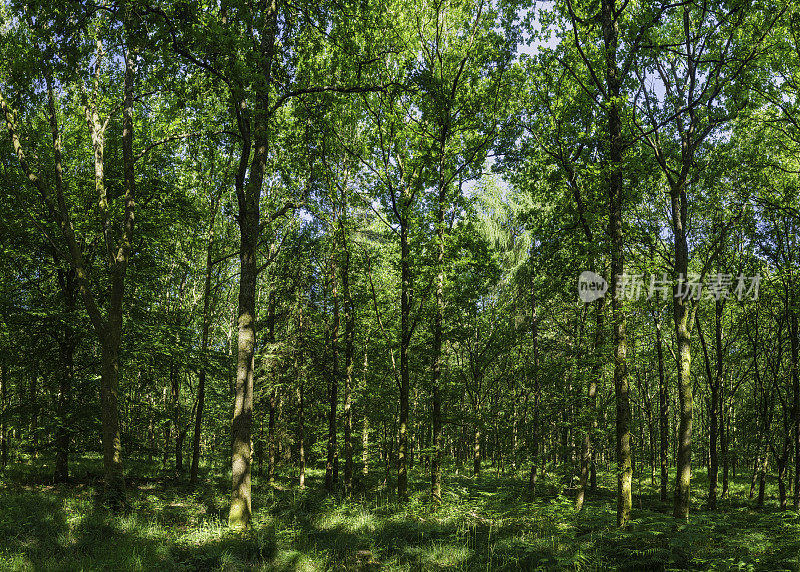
1,0,800,569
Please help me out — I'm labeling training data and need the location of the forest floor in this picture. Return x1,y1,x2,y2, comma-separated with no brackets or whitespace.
1,457,799,571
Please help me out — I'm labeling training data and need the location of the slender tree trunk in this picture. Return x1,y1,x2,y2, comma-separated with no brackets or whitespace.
721,397,730,498
268,389,276,483
342,241,354,496
326,257,340,492
757,453,768,508
291,295,304,489
791,312,800,510
529,266,541,495
778,454,788,510
170,361,182,473
0,362,6,467
654,315,668,502
265,283,277,483
55,268,76,482
710,301,724,509
190,188,219,486
473,426,481,477
361,345,369,477
697,309,718,510
602,0,632,525
577,297,604,511
431,182,446,506
397,203,411,501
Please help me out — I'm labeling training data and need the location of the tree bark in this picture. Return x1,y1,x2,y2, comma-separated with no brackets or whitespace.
654,315,669,502
362,345,370,477
397,193,411,501
529,265,541,495
671,180,693,520
601,0,632,526
190,186,220,486
577,297,604,511
342,236,355,496
55,268,76,482
473,426,481,477
791,312,800,509
0,362,6,467
325,253,340,492
228,0,278,529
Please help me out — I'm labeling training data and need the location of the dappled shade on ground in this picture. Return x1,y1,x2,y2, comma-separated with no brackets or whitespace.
2,459,800,571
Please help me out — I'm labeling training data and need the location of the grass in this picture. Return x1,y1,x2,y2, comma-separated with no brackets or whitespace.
1,456,800,571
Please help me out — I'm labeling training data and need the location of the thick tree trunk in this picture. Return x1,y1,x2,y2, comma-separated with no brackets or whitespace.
778,455,788,510
757,453,768,508
671,178,693,520
228,0,277,530
230,217,257,527
100,338,125,508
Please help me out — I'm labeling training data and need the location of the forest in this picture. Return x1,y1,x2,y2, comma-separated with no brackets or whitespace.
1,0,800,569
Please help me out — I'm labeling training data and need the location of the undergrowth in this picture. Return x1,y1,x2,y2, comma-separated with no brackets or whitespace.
1,456,798,571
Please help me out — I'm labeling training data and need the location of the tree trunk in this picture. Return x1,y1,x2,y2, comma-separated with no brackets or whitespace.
0,362,6,467
599,0,632,527
671,180,693,520
698,309,719,510
577,297,604,511
325,257,340,493
296,301,305,489
228,0,277,530
397,200,411,501
709,301,724,509
757,453,768,508
791,312,800,509
55,268,76,482
342,240,354,496
655,315,669,502
190,187,220,486
268,389,277,483
529,265,541,495
170,361,182,473
473,426,481,477
230,211,257,526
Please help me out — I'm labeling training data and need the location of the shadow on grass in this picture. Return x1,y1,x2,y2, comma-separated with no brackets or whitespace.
3,462,800,571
